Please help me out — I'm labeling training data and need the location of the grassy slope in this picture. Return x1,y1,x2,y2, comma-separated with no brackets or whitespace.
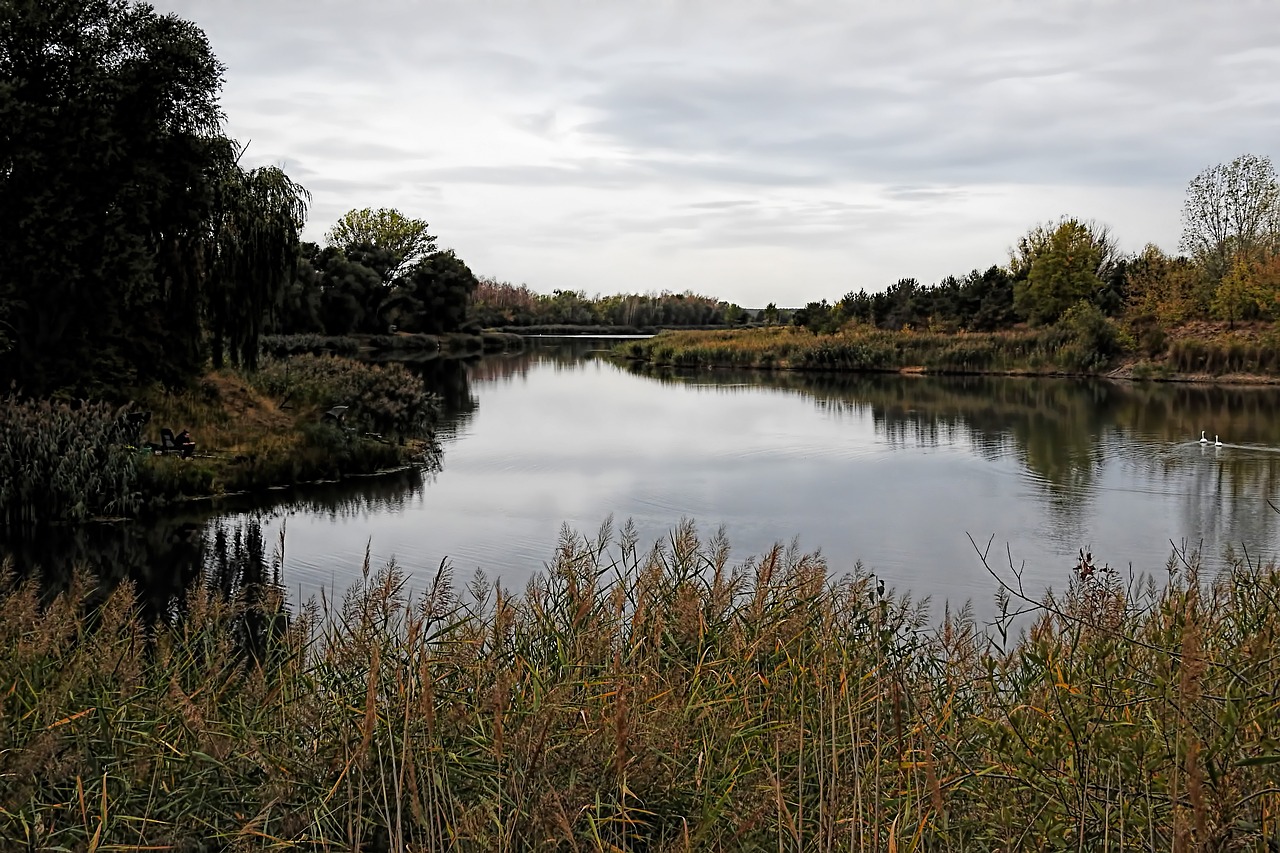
135,369,414,503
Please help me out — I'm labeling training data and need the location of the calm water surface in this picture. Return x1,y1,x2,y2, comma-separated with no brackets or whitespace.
236,340,1280,611
12,339,1280,615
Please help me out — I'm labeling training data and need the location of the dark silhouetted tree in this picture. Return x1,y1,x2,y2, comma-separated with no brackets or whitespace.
0,0,308,395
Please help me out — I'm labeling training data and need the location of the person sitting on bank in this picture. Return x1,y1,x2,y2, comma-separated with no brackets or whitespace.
176,428,196,459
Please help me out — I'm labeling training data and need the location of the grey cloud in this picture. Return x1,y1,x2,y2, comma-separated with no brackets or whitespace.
511,109,558,137
685,200,759,210
598,196,912,253
304,137,433,162
146,0,1280,297
577,65,1249,189
167,0,1280,196
420,162,638,189
883,186,969,203
557,4,1280,190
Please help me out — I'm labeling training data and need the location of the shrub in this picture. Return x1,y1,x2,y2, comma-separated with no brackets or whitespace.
249,355,437,440
1053,300,1122,372
136,454,218,502
260,334,360,357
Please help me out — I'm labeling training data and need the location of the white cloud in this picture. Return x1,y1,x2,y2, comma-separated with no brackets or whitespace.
156,0,1280,305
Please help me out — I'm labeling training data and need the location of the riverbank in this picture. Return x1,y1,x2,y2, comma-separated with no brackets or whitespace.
491,322,739,336
2,520,1277,849
134,361,433,509
0,353,444,526
617,320,1280,384
261,330,525,361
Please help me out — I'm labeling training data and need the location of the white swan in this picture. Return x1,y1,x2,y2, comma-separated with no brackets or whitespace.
1215,435,1223,447
1200,430,1208,444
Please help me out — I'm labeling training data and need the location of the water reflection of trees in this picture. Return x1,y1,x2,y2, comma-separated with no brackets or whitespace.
239,468,429,522
3,353,491,617
467,340,614,386
1125,441,1280,560
2,469,433,617
624,363,1280,550
3,511,268,625
400,358,478,441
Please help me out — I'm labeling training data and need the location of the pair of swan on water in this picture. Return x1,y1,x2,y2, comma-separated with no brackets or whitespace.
1200,430,1222,447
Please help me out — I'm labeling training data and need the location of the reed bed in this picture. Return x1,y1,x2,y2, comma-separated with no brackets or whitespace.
619,318,1121,376
1167,331,1280,376
0,396,140,526
1,355,438,520
3,519,1280,850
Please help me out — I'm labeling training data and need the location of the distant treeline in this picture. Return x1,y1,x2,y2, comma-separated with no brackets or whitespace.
791,230,1117,335
469,279,753,329
793,157,1280,338
475,151,1280,345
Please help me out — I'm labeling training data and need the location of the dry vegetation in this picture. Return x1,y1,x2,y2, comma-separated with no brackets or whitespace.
3,520,1279,850
0,356,439,525
620,318,1280,385
137,357,436,503
618,311,1120,377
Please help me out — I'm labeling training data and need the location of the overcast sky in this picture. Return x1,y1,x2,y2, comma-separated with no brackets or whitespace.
156,1,1280,306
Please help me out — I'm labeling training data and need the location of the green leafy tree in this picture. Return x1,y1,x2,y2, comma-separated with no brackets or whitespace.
1211,255,1268,328
271,243,326,334
0,0,224,394
1124,244,1207,326
966,266,1017,330
324,208,437,282
539,290,599,325
722,303,748,325
317,250,383,335
1012,217,1118,325
794,300,838,334
1055,300,1120,372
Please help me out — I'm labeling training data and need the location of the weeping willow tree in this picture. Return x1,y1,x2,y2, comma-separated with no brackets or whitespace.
207,160,312,371
0,0,310,396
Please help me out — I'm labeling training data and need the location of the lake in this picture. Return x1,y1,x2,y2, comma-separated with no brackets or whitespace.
12,338,1280,616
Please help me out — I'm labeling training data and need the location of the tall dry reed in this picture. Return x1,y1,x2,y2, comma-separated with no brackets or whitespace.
3,521,1279,850
0,396,140,526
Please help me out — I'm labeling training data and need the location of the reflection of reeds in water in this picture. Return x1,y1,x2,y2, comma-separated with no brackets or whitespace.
233,468,431,523
192,518,288,667
4,519,1280,849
